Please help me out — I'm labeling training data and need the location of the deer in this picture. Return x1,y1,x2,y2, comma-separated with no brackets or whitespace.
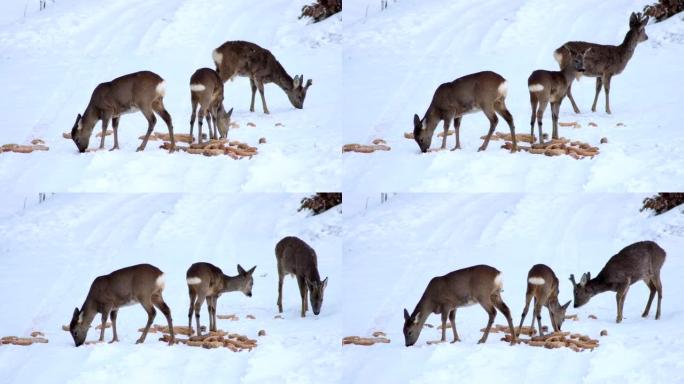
186,262,256,336
554,12,649,114
403,264,517,347
413,71,518,154
570,240,665,323
69,264,174,347
275,236,328,317
518,264,571,337
528,47,591,144
189,68,234,144
70,71,176,153
212,40,312,114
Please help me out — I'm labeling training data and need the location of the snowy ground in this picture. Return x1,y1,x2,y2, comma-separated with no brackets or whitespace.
0,0,341,192
343,0,684,192
0,194,342,383
343,193,684,383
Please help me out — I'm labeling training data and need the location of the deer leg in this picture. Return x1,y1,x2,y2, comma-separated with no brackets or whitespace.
551,102,560,140
137,109,157,152
530,95,538,142
654,274,663,320
98,117,110,150
616,279,631,323
297,276,307,317
136,300,157,344
478,108,499,152
494,100,517,152
194,294,206,336
257,80,269,114
152,100,175,152
642,279,656,318
189,99,198,142
492,294,517,344
152,294,174,345
249,78,257,113
478,302,497,344
188,288,196,332
109,309,119,343
440,309,448,342
210,296,218,332
110,117,120,151
99,308,110,342
536,101,548,144
591,77,603,112
451,117,462,151
535,304,544,337
277,271,284,313
518,291,533,337
197,108,205,144
440,118,451,150
449,309,460,342
566,81,581,114
603,74,612,114
205,113,214,141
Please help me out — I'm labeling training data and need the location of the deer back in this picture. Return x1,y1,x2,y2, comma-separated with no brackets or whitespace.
596,240,666,284
190,68,224,108
275,236,320,282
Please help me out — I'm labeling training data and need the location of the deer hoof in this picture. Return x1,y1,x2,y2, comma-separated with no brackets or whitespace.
477,146,487,152
135,338,144,344
136,146,145,152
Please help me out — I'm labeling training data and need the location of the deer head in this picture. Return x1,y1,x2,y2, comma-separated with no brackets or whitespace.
306,276,328,315
71,114,93,153
564,46,592,73
413,114,432,153
629,12,649,43
69,307,91,346
236,264,257,297
287,75,313,109
216,106,234,139
569,273,593,308
549,300,572,331
403,308,423,346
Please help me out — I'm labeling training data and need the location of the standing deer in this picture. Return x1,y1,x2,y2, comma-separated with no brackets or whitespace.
186,262,256,336
412,71,518,153
403,264,517,347
570,240,665,323
275,236,328,317
189,68,234,143
69,264,175,347
213,40,313,114
554,12,649,114
70,71,176,153
518,264,571,337
528,47,591,143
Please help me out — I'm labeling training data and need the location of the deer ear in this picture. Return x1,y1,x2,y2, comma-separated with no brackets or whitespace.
226,107,233,118
562,301,571,310
569,274,576,285
322,276,328,289
404,308,410,321
247,265,256,275
72,307,80,320
642,16,650,26
304,79,312,90
630,12,638,28
237,264,246,275
413,114,421,129
293,75,301,88
413,312,421,324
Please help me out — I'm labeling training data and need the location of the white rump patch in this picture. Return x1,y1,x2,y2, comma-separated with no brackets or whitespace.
156,273,166,290
186,277,202,285
494,273,503,289
212,50,223,66
498,81,508,97
553,51,563,65
528,277,546,285
190,84,206,92
156,81,166,97
528,84,544,92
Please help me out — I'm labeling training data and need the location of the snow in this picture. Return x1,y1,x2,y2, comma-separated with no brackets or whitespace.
342,193,684,383
343,0,684,192
0,0,341,192
0,194,342,383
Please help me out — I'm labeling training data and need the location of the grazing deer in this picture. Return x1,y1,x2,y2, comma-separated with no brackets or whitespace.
275,236,328,317
186,262,256,336
413,71,518,153
570,240,665,323
189,68,233,143
403,264,517,347
554,12,649,114
70,71,176,153
528,47,591,143
212,40,312,114
518,264,571,337
69,264,174,347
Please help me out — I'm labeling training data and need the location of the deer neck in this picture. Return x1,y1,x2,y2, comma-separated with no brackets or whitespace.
585,276,613,296
618,29,639,62
271,60,294,94
79,298,99,327
219,273,243,293
561,64,577,88
80,106,100,136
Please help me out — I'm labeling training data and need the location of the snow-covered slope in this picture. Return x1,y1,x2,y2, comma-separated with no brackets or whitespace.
343,0,684,192
0,194,341,383
342,193,684,383
0,0,341,192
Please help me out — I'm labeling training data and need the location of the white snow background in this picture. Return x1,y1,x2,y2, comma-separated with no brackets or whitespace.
0,0,341,192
